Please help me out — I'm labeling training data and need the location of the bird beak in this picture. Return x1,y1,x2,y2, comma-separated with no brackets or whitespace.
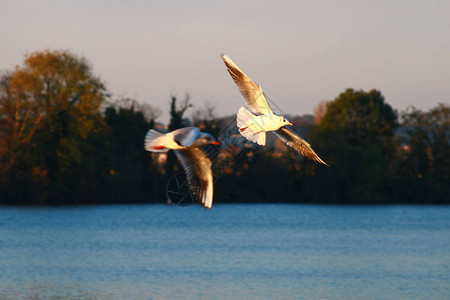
212,141,221,146
287,122,293,126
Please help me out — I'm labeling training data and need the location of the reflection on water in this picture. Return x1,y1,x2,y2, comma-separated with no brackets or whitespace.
0,204,449,299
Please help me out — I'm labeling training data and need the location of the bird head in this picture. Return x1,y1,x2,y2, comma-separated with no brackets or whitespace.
279,116,293,127
194,132,221,147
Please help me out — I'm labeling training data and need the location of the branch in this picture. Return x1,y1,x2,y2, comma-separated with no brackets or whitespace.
22,112,45,145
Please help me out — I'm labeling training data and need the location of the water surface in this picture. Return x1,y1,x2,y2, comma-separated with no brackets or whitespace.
1,204,449,299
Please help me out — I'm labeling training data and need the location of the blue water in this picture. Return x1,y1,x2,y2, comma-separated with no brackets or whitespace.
0,205,449,300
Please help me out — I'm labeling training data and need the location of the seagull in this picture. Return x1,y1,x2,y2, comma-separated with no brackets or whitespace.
144,127,220,209
222,54,328,165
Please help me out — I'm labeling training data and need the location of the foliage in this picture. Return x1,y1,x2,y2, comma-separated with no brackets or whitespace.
308,89,399,203
191,102,220,138
319,89,398,147
0,50,107,204
168,94,192,131
165,95,192,176
101,101,164,203
1,51,448,205
395,104,450,203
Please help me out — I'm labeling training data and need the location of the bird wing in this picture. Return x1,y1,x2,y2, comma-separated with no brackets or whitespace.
273,127,328,166
171,127,200,147
174,148,214,209
222,54,273,115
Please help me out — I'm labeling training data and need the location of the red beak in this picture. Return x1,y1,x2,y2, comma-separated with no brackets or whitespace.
212,141,221,145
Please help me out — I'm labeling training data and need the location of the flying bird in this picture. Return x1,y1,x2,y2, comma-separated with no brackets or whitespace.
144,127,220,209
222,54,328,165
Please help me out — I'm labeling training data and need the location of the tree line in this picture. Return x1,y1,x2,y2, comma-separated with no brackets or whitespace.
0,50,448,205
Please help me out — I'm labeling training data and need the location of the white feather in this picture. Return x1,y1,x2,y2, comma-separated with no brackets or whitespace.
237,106,254,128
204,172,214,209
237,107,266,146
144,130,169,152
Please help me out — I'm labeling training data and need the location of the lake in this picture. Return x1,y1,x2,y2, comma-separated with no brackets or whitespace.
0,204,449,299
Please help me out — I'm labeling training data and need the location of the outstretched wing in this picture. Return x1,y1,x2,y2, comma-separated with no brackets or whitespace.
273,127,328,166
171,127,200,147
174,148,214,209
222,54,273,115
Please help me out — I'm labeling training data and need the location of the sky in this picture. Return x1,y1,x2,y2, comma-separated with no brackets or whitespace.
1,0,449,123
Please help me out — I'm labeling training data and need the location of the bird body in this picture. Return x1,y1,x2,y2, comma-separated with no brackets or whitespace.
145,127,214,151
144,127,219,209
222,54,328,165
237,106,293,146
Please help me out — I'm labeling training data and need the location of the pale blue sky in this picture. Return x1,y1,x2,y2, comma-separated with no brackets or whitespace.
1,0,449,122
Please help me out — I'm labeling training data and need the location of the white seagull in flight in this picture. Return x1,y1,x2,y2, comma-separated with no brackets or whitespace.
222,54,328,166
144,127,220,209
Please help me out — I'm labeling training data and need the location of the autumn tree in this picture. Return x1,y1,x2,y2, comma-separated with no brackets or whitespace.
0,50,107,204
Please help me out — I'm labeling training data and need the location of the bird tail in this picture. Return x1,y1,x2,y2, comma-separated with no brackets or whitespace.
144,129,169,152
236,106,266,146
